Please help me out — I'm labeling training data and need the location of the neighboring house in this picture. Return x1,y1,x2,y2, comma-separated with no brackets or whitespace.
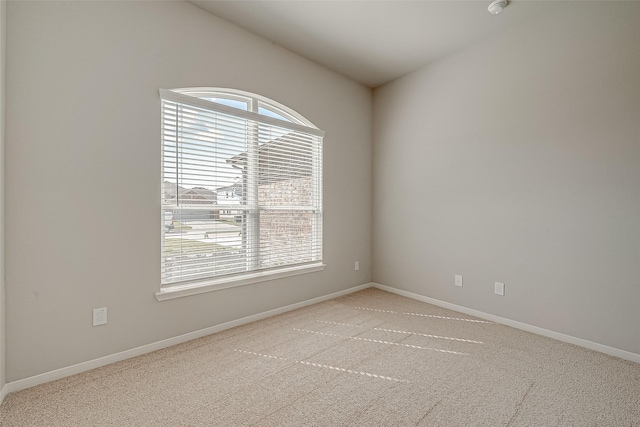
216,181,244,219
225,134,318,269
226,135,313,185
163,181,219,221
179,187,217,204
162,181,180,205
225,134,315,207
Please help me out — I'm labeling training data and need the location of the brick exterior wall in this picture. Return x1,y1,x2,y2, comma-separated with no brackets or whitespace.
258,177,315,268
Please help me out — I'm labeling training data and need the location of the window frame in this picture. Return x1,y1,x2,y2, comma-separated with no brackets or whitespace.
157,88,325,301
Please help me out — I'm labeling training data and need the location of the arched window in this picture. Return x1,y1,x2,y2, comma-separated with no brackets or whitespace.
158,88,324,299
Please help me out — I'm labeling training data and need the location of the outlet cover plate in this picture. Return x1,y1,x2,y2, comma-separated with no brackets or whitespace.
455,275,463,287
495,282,505,296
93,307,107,326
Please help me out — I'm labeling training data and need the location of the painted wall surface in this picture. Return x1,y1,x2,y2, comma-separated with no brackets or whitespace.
6,1,372,381
0,0,6,392
373,2,640,354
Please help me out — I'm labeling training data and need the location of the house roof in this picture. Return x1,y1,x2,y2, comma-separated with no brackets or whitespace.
181,187,216,199
163,181,217,202
216,180,243,193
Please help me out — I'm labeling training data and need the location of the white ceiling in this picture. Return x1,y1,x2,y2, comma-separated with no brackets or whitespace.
190,0,557,88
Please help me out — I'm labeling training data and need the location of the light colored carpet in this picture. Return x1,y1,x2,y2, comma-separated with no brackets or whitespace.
1,288,639,426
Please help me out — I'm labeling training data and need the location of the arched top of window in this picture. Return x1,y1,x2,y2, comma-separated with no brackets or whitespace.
171,87,318,129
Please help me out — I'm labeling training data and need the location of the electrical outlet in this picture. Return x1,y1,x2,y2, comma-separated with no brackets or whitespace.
355,261,360,271
495,282,505,296
455,275,463,287
93,307,107,326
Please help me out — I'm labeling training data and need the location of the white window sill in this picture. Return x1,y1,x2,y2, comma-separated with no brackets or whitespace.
155,263,326,301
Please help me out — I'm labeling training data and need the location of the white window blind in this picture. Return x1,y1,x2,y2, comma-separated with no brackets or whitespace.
160,89,324,288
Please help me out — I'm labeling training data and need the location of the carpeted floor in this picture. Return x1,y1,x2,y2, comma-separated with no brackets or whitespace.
1,288,639,426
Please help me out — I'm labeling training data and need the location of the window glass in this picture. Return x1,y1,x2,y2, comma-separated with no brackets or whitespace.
258,105,292,122
202,97,249,111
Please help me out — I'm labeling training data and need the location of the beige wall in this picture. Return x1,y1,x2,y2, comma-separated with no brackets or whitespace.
373,2,640,354
5,1,372,381
0,0,6,392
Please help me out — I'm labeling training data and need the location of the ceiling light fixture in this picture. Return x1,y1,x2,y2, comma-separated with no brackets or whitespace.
488,0,507,15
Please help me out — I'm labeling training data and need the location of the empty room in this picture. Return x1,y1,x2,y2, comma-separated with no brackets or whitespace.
0,0,639,425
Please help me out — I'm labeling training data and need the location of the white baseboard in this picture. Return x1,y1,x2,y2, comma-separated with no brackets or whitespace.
0,383,8,405
2,283,373,400
372,282,640,364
